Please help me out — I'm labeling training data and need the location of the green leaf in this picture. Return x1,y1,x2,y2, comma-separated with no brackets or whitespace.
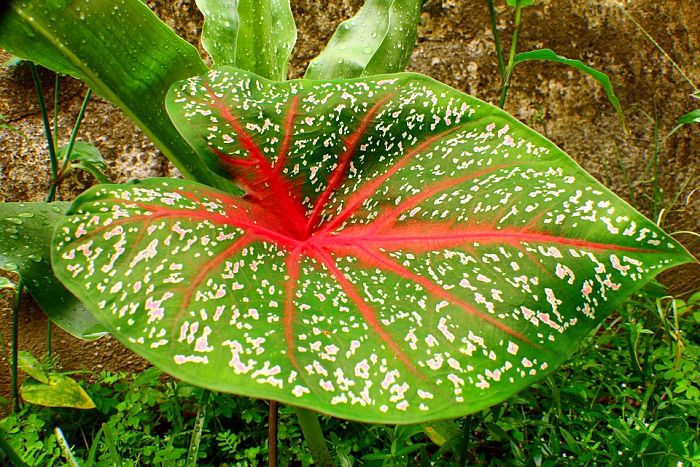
0,277,16,291
0,202,106,339
18,351,49,384
53,68,694,423
58,141,110,183
667,109,700,139
506,0,536,7
677,109,700,125
513,48,627,131
305,0,422,80
21,374,96,409
0,0,230,191
1,55,23,68
196,0,296,81
58,140,105,165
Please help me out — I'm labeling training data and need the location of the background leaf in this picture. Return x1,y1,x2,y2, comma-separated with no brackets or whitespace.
21,374,96,409
54,69,694,423
0,0,230,191
57,140,104,165
196,0,296,81
0,277,16,291
513,48,627,130
17,351,49,384
305,0,422,79
0,202,106,340
677,109,700,125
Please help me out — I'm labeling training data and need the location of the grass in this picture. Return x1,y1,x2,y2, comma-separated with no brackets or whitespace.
1,283,698,466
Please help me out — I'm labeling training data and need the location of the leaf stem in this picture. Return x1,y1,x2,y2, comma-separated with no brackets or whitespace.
59,88,93,177
458,415,473,467
47,320,52,363
268,401,279,467
11,278,23,413
498,0,523,109
295,407,333,466
53,74,59,152
29,63,59,202
486,0,505,81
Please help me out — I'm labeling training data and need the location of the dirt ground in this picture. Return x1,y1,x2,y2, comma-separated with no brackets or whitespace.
0,0,698,401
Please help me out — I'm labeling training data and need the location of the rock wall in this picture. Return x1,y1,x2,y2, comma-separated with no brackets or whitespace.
1,0,698,395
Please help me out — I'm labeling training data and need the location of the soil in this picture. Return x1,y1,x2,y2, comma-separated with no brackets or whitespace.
1,0,698,402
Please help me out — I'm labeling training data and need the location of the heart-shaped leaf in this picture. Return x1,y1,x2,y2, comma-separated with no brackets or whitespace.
0,202,106,340
53,69,694,423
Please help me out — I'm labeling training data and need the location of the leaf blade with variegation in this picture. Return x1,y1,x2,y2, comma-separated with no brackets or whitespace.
52,69,694,423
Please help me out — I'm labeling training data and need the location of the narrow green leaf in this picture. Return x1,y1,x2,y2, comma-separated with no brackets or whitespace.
17,350,49,384
677,109,700,125
0,0,231,191
513,48,627,130
0,202,106,339
53,68,694,423
101,423,123,467
21,374,96,409
305,0,422,80
196,0,296,81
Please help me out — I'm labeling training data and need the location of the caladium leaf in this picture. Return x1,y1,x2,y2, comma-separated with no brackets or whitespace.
305,0,422,80
0,202,106,340
196,0,296,81
53,69,695,423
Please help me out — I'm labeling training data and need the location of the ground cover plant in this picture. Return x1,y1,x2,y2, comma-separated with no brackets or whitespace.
0,0,698,464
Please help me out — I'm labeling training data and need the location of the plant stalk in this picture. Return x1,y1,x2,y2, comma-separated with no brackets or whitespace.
498,0,523,109
268,401,279,467
29,64,59,202
11,279,23,413
486,0,505,81
295,408,333,466
53,74,59,153
59,88,93,176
